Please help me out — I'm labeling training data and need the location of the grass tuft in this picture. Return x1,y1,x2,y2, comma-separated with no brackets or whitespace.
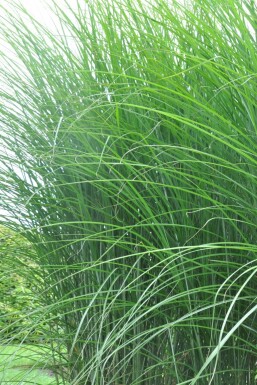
0,0,257,384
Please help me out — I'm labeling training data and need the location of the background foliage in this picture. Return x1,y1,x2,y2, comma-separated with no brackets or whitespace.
1,0,257,384
0,226,46,343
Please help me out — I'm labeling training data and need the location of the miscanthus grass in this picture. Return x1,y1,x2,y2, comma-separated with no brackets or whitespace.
1,0,257,384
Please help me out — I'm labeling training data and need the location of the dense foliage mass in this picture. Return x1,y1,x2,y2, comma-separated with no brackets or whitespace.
1,0,257,384
0,226,45,344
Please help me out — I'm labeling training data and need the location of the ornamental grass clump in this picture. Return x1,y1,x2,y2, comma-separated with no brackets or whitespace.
1,0,257,384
